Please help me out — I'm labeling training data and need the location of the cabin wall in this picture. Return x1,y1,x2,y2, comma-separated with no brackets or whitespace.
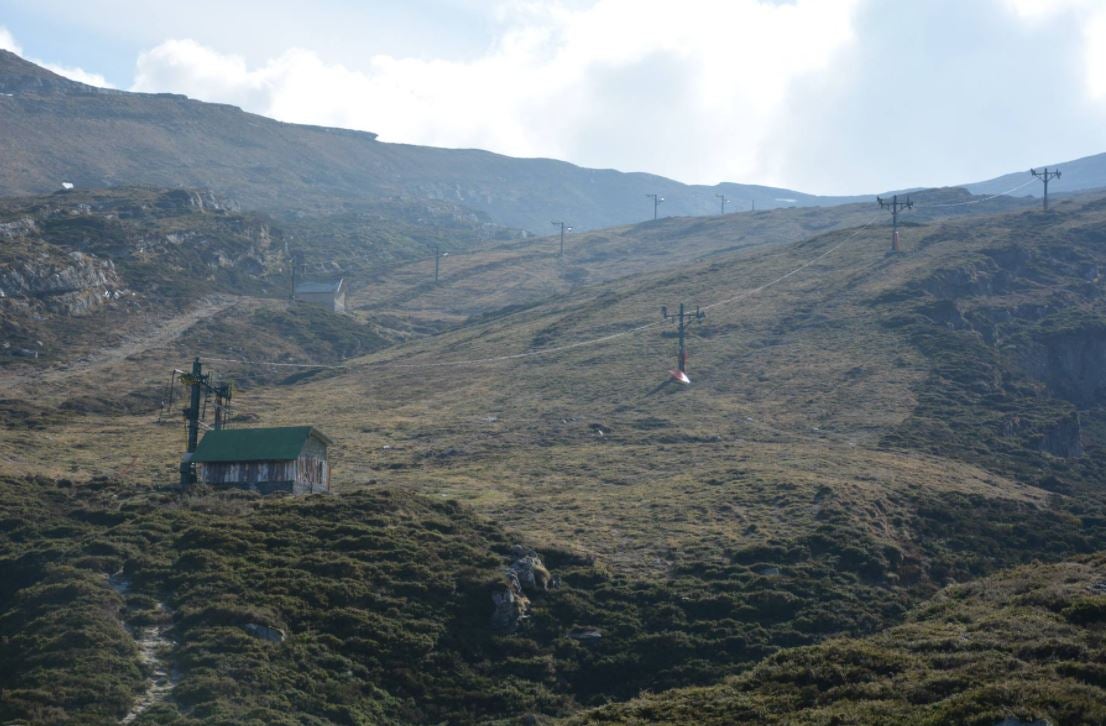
297,291,342,312
198,460,295,494
293,455,330,495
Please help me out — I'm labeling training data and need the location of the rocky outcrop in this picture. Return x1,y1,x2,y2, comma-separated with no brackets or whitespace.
921,299,968,330
1018,327,1106,408
491,546,554,633
0,216,38,241
508,545,553,592
1000,413,1084,459
0,250,123,315
244,622,287,643
491,580,531,633
155,189,237,214
919,248,1030,300
1038,413,1084,459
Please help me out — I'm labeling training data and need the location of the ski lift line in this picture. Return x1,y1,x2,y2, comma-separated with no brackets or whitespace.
700,214,884,313
382,216,888,368
197,355,348,370
193,220,882,371
192,183,1028,374
910,177,1039,209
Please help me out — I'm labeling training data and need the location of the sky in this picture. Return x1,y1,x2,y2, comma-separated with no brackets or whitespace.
1,0,1105,194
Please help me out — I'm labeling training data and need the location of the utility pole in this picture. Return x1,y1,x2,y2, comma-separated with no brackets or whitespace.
212,382,233,431
877,194,914,253
289,250,304,301
715,193,727,215
661,303,705,379
176,357,232,487
1030,167,1061,211
551,221,571,257
179,357,207,487
433,246,448,283
646,193,664,220
751,199,756,212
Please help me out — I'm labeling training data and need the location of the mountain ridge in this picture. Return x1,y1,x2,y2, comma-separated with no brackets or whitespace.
0,50,867,233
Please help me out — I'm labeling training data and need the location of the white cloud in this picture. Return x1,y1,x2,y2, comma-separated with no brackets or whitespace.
130,0,862,184
761,0,1106,193
0,25,22,54
1082,7,1106,100
0,26,112,88
39,62,112,88
3,0,1094,191
1003,0,1106,103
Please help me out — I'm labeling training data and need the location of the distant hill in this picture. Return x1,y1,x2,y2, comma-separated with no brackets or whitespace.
0,51,863,233
967,151,1106,198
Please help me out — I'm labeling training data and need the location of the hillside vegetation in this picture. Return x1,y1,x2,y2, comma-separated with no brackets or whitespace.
4,180,1106,723
0,186,521,370
571,556,1106,725
350,187,1034,327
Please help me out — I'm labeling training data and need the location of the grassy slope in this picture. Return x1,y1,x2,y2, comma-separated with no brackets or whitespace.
0,477,576,724
570,555,1106,725
0,186,513,372
11,194,1106,567
4,191,1106,722
348,187,1034,327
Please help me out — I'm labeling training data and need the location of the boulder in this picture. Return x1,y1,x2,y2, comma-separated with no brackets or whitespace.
243,623,286,643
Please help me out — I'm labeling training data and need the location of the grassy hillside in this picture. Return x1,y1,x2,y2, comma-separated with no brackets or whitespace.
0,477,576,724
350,187,1034,328
569,555,1106,725
0,186,522,370
4,186,1106,722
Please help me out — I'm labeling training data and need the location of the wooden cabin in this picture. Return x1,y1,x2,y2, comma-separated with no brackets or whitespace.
191,426,332,495
294,278,347,312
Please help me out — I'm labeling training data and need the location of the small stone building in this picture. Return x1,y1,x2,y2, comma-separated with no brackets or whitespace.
191,426,332,495
294,278,347,312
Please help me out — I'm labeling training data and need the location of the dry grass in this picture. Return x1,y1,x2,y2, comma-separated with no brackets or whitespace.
3,195,1086,578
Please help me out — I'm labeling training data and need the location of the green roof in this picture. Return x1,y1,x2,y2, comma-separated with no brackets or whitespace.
192,426,331,463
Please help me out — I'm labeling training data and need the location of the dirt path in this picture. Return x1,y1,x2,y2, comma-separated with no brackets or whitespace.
120,614,177,724
110,573,178,724
0,295,240,388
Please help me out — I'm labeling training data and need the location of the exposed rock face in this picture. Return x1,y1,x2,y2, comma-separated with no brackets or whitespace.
155,189,237,214
0,216,38,241
1003,412,1086,459
491,546,554,633
491,581,531,633
901,245,1106,462
922,299,968,330
1018,328,1106,408
508,545,553,592
1038,413,1084,459
920,249,1028,299
0,250,122,315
